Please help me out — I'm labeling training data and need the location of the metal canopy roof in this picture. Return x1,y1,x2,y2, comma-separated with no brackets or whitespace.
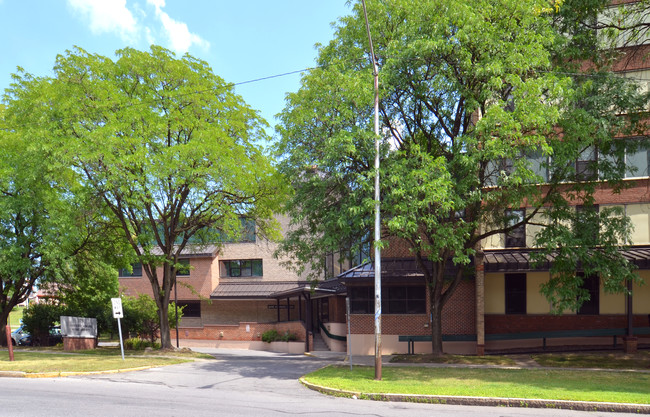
210,278,346,300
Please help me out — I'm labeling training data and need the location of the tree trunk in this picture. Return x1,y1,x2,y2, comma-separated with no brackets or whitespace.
0,310,9,347
430,298,444,356
158,302,172,349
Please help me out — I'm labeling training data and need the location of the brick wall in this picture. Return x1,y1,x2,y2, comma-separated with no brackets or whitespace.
119,256,216,299
200,299,303,325
330,295,347,323
178,321,306,342
486,314,650,334
350,279,476,335
382,235,414,258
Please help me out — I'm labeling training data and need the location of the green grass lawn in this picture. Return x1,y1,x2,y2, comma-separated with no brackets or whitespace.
532,351,650,369
391,354,515,366
9,306,24,329
303,365,650,404
0,351,191,374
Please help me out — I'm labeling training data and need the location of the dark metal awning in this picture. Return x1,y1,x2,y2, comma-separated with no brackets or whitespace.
483,246,650,272
337,257,473,283
210,279,346,300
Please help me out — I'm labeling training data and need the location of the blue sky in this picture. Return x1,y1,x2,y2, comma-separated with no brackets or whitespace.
0,0,352,135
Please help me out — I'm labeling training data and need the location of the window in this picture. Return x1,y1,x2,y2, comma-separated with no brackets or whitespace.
577,273,600,315
221,259,263,277
119,263,142,277
349,286,373,314
349,285,426,314
527,148,549,183
505,210,526,248
576,146,597,181
383,286,426,314
177,301,201,318
176,259,190,277
575,205,599,243
625,139,649,178
505,273,526,314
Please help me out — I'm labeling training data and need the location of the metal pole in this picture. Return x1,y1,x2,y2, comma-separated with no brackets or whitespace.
346,297,352,370
361,0,382,381
627,278,633,337
117,317,125,361
174,277,179,348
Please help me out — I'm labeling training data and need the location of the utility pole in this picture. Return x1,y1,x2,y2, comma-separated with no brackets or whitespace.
360,0,382,381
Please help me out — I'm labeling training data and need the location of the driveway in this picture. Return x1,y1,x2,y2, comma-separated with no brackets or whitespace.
0,348,641,417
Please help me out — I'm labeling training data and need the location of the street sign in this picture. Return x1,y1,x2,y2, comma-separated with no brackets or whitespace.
111,298,123,319
111,298,125,361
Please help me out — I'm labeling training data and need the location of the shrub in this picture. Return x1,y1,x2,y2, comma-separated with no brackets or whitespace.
121,295,183,343
281,331,297,342
261,329,297,343
124,337,161,350
21,302,64,346
261,329,279,343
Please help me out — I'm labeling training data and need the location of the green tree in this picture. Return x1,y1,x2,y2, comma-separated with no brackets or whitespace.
122,294,181,344
5,46,286,348
275,0,647,354
0,85,129,345
21,302,64,346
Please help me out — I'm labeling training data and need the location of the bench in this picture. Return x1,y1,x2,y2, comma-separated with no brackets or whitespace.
398,334,476,354
399,327,650,354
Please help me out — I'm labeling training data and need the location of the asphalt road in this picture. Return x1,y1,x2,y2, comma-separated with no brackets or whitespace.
0,349,642,417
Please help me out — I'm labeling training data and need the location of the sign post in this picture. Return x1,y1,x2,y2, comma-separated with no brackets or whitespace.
346,297,352,371
111,298,125,361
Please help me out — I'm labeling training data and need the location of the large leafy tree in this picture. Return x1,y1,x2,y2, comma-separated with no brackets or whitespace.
5,46,285,349
0,92,123,345
275,0,647,354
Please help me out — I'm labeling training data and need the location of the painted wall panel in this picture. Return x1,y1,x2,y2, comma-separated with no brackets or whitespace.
526,272,550,314
485,273,505,314
600,283,626,314
634,270,650,314
627,203,650,245
526,210,547,248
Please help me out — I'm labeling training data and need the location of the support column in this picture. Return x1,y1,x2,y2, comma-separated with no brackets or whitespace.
475,250,485,356
287,297,291,321
305,293,312,352
624,278,637,354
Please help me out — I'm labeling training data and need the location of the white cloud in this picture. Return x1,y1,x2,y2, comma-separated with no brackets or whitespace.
146,0,209,54
67,0,138,42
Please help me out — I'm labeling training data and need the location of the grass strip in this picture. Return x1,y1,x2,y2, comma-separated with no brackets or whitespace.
0,351,190,374
304,365,650,404
391,354,515,365
532,352,650,370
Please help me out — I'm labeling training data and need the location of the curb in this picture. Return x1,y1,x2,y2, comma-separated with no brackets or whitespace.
299,379,650,414
0,366,158,379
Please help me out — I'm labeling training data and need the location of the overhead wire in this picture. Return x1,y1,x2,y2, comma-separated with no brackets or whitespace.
3,53,650,130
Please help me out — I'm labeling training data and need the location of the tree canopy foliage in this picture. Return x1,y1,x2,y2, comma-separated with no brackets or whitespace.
0,96,125,345
275,0,648,354
4,46,286,348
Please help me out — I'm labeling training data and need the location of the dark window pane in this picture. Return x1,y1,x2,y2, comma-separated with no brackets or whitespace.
408,299,426,314
576,146,597,181
577,273,599,315
505,273,526,314
177,259,190,276
505,210,526,248
252,260,263,276
388,300,407,314
240,260,252,277
119,263,142,277
177,301,201,318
